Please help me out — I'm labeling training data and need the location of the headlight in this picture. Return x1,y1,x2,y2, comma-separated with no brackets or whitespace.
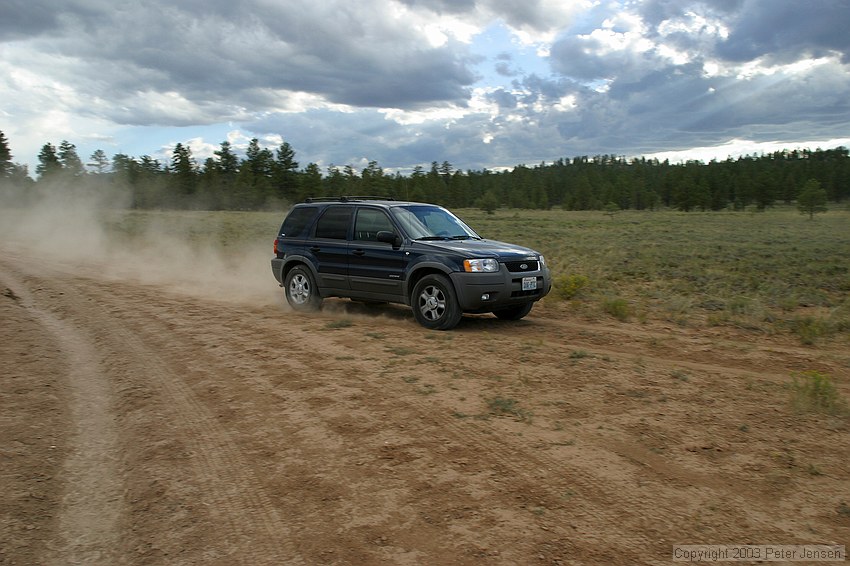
463,258,499,272
539,255,546,267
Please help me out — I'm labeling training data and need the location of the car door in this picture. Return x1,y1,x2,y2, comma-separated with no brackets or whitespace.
309,205,353,293
348,207,408,300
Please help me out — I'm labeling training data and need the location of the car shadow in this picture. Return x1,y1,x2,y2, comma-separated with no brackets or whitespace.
321,299,535,331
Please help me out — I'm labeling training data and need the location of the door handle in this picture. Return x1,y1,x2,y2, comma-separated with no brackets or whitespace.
352,249,366,256
309,246,321,253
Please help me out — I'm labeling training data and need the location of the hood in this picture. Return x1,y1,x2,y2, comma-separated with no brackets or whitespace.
412,238,540,261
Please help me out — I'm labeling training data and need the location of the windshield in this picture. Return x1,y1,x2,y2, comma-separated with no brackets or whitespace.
391,205,481,240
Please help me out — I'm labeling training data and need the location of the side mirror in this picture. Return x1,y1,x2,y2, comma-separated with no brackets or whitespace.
376,231,401,248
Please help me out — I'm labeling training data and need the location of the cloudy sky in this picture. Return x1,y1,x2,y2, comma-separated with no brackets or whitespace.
2,0,849,175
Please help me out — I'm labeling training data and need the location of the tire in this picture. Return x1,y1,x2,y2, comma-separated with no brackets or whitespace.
411,274,462,330
284,265,322,312
493,302,534,321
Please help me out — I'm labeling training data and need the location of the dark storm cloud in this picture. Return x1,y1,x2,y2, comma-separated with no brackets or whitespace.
487,89,518,109
395,0,570,32
0,0,65,40
540,0,850,161
488,0,564,33
395,0,477,14
636,0,850,63
716,0,850,63
549,36,632,81
638,0,743,27
3,0,849,173
8,0,478,123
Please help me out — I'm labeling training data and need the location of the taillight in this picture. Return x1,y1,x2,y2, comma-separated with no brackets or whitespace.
273,239,279,255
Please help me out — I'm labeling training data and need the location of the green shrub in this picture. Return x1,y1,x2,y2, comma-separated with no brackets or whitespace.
552,274,591,300
789,316,829,345
827,303,850,333
487,396,532,421
790,371,848,415
602,297,632,321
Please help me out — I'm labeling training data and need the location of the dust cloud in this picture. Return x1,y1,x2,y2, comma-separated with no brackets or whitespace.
0,181,284,307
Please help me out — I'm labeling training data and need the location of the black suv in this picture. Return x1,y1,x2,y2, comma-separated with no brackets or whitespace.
271,197,551,330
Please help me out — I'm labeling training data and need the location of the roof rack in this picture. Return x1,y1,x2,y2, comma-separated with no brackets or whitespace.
303,196,396,203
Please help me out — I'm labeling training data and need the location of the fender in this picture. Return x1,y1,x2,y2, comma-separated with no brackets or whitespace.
402,258,457,305
278,255,322,292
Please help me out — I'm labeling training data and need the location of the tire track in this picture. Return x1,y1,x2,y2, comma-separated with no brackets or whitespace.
5,247,845,564
82,284,584,562
0,267,123,566
121,298,661,564
1,255,304,565
115,296,762,564
266,309,811,563
74,287,303,565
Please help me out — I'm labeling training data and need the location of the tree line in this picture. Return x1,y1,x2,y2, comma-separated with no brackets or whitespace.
1,129,847,212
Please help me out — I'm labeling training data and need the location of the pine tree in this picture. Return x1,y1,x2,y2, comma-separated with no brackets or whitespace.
243,138,274,207
274,141,299,202
214,141,239,175
361,160,386,196
796,179,828,220
36,143,62,179
170,143,197,203
0,130,12,178
88,149,110,174
58,140,84,176
300,163,323,200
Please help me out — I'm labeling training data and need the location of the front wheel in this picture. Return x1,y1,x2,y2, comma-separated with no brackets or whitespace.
493,302,534,321
411,274,462,330
284,266,322,312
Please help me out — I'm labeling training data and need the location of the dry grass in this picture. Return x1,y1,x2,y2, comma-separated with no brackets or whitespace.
462,207,850,341
84,206,850,343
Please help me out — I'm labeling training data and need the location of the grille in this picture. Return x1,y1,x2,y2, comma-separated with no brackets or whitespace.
505,260,539,273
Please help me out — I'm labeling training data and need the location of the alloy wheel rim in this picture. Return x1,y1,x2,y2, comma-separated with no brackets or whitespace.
289,274,310,304
418,285,445,320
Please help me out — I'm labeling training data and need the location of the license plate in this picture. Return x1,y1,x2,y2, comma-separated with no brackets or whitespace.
522,277,537,291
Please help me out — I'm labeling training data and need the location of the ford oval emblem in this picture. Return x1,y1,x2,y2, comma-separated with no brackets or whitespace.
520,263,528,270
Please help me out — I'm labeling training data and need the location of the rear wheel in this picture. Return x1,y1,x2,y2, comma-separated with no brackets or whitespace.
284,266,322,312
493,302,534,321
411,274,462,330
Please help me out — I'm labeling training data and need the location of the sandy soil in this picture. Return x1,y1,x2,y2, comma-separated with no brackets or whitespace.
1,246,848,565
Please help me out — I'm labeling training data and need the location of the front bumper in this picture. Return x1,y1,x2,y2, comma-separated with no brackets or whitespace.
449,266,551,313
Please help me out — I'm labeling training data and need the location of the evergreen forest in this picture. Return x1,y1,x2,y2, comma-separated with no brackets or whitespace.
1,130,847,212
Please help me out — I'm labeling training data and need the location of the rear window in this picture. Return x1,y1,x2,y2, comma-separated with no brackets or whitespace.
280,206,318,238
314,206,353,240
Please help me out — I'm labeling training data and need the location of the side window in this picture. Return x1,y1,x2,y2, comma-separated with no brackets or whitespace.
354,208,395,242
314,206,353,240
279,206,318,238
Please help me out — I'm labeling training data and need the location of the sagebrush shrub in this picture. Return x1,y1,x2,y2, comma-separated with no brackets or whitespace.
553,274,591,300
603,297,632,321
790,370,848,415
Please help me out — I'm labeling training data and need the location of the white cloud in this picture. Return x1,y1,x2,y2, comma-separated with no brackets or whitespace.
646,138,850,164
1,0,848,175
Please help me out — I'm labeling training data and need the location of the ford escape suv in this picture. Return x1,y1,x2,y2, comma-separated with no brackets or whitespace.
271,197,551,330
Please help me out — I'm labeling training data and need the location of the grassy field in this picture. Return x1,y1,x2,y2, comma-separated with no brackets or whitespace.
96,206,850,343
465,207,850,342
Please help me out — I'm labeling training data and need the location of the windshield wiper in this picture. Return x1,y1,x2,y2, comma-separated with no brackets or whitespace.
450,235,481,240
415,235,449,241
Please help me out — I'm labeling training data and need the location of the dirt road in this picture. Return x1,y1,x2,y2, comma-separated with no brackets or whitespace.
2,247,848,565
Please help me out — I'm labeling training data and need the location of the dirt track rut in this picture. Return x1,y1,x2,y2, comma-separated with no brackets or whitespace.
1,249,848,565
